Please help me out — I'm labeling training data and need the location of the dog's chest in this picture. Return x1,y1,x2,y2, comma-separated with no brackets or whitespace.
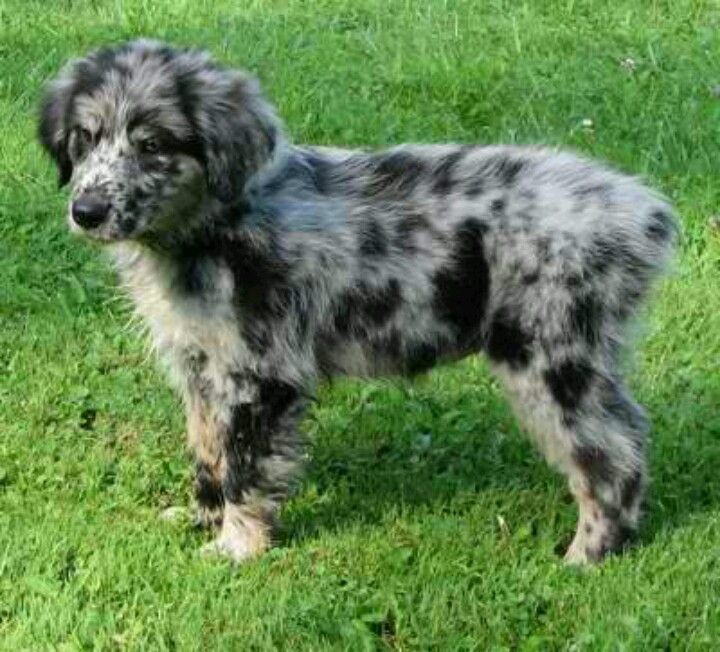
112,246,250,374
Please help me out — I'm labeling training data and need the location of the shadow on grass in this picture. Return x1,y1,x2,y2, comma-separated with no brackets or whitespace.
279,375,720,554
643,382,720,538
280,377,564,546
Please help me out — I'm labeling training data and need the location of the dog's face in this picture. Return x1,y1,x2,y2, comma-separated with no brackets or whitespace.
39,40,280,242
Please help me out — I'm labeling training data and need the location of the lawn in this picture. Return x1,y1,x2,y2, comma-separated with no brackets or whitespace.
1,0,720,648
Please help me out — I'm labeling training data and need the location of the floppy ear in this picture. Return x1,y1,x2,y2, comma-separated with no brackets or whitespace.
191,68,282,203
38,76,76,187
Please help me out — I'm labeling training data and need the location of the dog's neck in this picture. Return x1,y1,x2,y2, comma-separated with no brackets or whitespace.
107,142,301,304
132,141,294,256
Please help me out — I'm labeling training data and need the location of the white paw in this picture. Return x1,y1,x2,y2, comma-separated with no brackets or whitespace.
159,506,189,523
200,510,270,562
563,540,591,565
199,532,267,563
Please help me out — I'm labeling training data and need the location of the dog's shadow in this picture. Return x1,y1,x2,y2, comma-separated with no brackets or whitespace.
279,369,720,551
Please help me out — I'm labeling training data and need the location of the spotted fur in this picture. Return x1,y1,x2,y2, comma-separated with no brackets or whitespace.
39,40,678,563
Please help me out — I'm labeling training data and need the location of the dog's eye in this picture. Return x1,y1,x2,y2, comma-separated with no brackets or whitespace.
73,128,95,158
79,128,93,145
138,138,160,155
76,128,95,151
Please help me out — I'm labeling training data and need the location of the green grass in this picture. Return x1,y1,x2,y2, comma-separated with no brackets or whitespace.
1,0,719,648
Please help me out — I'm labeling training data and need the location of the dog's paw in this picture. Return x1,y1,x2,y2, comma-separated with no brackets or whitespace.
159,506,189,523
199,531,269,563
199,508,271,562
563,540,593,566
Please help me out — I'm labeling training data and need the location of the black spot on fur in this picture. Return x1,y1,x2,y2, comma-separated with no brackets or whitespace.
586,523,635,561
570,293,601,347
646,209,675,242
465,178,485,198
225,237,288,312
431,148,467,195
222,401,256,501
432,218,490,343
600,382,648,436
574,446,615,486
491,198,506,215
545,359,594,410
334,280,402,335
124,196,138,214
359,219,388,257
367,151,425,196
394,212,430,252
132,186,150,201
485,307,533,369
620,471,643,510
565,272,583,289
195,462,223,510
258,378,301,430
185,348,208,374
493,157,525,186
175,255,211,294
117,214,136,236
405,342,439,375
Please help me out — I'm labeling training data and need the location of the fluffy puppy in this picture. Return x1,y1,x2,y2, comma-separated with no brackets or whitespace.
39,40,677,563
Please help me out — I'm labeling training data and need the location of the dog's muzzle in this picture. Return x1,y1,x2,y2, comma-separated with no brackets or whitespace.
71,193,111,230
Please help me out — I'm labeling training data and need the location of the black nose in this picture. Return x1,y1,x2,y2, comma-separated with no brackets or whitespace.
71,195,110,229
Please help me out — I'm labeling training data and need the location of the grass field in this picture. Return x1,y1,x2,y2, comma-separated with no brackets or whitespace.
1,0,719,648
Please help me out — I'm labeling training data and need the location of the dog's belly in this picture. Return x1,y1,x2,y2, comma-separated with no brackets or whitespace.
315,332,472,379
317,339,402,378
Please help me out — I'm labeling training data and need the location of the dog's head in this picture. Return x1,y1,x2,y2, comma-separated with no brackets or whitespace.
39,40,281,242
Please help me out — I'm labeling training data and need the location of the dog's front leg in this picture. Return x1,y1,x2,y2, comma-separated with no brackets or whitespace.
201,373,307,562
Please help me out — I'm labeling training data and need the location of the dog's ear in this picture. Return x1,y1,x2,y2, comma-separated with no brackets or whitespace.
38,76,76,187
191,68,281,203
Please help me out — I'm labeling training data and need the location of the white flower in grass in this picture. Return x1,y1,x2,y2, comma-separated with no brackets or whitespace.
620,57,637,71
570,118,595,137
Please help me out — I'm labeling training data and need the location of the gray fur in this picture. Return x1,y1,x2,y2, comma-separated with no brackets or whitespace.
39,40,678,563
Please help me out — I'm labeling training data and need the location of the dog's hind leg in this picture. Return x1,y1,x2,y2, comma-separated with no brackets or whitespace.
492,359,648,564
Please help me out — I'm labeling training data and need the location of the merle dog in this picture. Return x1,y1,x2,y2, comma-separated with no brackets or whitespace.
38,40,677,563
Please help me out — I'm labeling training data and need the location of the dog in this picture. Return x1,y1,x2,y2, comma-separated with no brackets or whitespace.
38,40,677,564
